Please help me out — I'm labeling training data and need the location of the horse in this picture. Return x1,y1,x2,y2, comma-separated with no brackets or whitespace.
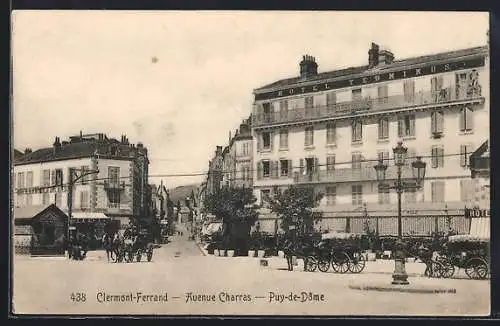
102,233,115,262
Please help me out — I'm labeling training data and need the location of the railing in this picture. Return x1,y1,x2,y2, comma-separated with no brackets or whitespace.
294,164,414,184
104,180,125,190
253,85,483,127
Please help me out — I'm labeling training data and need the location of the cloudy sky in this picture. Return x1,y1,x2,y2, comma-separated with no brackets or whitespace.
12,11,488,188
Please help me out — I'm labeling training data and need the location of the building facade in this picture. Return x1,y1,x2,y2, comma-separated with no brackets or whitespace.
222,116,254,189
13,133,150,228
251,42,489,235
205,146,224,196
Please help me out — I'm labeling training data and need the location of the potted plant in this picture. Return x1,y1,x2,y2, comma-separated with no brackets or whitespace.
257,243,266,258
227,249,235,257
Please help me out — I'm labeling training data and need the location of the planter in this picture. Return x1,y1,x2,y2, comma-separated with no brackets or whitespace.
227,250,235,257
278,250,285,258
248,250,256,257
214,249,219,256
257,250,265,258
292,256,298,266
220,250,227,257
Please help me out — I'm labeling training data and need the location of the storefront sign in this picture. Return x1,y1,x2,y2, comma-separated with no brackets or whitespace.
255,57,485,101
465,208,490,218
16,185,69,194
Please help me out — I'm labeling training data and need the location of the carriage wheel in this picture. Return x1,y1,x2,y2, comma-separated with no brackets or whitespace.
305,256,318,272
475,259,489,279
440,260,455,279
466,258,488,279
147,249,153,262
318,257,331,272
431,261,444,278
348,252,366,274
331,252,350,274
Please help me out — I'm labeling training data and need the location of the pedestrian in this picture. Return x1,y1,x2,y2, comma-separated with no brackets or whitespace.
283,238,294,271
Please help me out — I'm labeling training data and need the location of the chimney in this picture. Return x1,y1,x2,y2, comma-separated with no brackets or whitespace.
137,142,143,149
53,137,61,153
299,54,318,78
24,148,32,155
228,131,231,142
216,146,223,155
378,49,394,66
368,42,380,68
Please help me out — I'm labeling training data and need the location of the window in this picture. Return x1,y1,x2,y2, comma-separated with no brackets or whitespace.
431,111,444,136
377,85,388,104
460,144,472,167
378,117,389,139
352,153,363,170
26,194,32,206
17,172,24,189
280,159,290,177
305,126,314,147
81,166,90,184
305,96,314,108
326,123,336,145
326,186,336,206
242,143,250,156
108,191,120,208
431,76,444,100
262,103,271,122
378,186,390,205
352,88,362,101
405,148,416,166
55,192,62,207
260,189,271,207
69,167,77,184
262,161,270,178
352,119,363,142
431,181,445,203
279,129,288,149
42,192,49,205
327,155,335,174
26,171,33,188
279,100,288,119
262,132,272,150
460,179,475,202
431,146,445,168
55,169,63,187
42,170,50,186
398,114,415,137
108,166,120,184
405,188,417,204
244,166,251,181
80,190,89,208
326,92,337,106
378,151,390,165
352,185,363,206
404,80,415,103
459,107,474,132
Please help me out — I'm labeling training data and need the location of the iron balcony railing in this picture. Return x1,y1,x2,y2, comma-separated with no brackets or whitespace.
253,85,483,127
294,164,415,184
104,180,126,190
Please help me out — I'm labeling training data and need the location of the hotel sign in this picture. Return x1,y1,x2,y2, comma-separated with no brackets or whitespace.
255,57,485,101
16,185,69,194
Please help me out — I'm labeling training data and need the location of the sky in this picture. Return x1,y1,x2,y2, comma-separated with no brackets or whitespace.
12,11,489,188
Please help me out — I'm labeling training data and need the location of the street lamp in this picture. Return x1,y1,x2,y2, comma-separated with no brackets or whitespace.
374,141,426,285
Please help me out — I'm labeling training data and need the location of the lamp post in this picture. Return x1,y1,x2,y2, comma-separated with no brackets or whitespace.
373,141,426,285
67,169,99,258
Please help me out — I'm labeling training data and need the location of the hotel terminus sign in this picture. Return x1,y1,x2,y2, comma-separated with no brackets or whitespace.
254,57,485,101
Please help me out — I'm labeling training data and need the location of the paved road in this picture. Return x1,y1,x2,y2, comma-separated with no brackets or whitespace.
12,236,490,316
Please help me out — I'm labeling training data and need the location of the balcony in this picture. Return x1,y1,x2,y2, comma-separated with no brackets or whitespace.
294,164,414,184
104,180,125,191
253,85,483,127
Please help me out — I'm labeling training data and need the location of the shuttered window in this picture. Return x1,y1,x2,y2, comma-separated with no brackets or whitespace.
404,80,415,103
280,159,292,177
305,126,314,147
377,85,388,104
431,146,445,168
352,119,363,142
398,114,416,137
431,111,444,135
378,186,390,205
326,92,337,106
460,179,475,202
327,155,336,173
352,185,363,206
431,181,445,203
326,123,336,144
460,144,473,167
459,107,474,132
378,151,390,165
378,117,389,139
326,186,337,206
262,161,270,178
279,129,288,149
352,153,363,170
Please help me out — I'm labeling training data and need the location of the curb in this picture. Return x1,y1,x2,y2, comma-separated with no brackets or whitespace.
195,242,208,256
348,284,457,294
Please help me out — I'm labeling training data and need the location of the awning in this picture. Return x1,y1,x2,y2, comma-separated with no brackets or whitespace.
201,222,223,236
14,204,53,220
71,212,110,220
321,232,360,240
469,217,490,239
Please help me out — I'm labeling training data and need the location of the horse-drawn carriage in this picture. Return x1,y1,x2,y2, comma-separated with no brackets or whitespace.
427,234,490,280
299,232,366,274
103,228,154,263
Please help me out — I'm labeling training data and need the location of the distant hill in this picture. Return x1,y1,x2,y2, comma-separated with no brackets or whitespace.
168,183,200,205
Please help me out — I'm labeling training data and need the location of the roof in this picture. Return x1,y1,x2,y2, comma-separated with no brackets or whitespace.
14,135,148,166
14,204,67,220
254,45,488,92
13,149,23,161
71,212,109,220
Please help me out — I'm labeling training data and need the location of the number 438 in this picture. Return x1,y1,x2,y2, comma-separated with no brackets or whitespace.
70,292,87,302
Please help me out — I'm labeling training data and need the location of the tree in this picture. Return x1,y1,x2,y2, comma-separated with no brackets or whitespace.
268,185,323,236
203,187,259,253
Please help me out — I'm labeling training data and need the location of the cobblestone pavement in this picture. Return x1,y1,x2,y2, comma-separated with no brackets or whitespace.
12,236,490,316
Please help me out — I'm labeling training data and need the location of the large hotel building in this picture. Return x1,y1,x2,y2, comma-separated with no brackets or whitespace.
251,42,489,235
